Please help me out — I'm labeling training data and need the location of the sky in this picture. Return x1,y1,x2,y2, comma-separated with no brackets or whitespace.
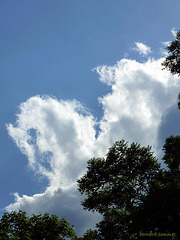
1,0,180,236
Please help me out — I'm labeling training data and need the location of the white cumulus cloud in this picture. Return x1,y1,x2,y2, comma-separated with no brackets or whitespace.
6,96,100,235
96,58,180,153
160,41,170,56
7,96,97,191
5,57,180,235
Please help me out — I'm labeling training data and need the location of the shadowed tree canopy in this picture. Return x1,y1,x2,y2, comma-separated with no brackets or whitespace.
162,135,180,171
78,140,161,239
78,140,160,214
0,211,77,240
133,136,180,239
78,139,180,239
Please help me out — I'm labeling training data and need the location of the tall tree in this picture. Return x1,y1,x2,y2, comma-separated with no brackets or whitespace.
78,140,161,239
78,139,180,239
132,136,180,238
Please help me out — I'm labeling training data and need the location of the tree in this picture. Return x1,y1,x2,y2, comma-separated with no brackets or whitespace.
162,135,180,172
134,136,180,238
0,211,77,240
162,30,180,76
78,229,99,240
77,140,161,239
78,139,180,239
162,30,180,109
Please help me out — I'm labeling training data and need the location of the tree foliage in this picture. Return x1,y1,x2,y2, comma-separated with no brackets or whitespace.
162,30,180,109
0,211,77,240
78,138,180,239
133,136,180,238
162,30,180,76
78,229,99,240
162,135,180,171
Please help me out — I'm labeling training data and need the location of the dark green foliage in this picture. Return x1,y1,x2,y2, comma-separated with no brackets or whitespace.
0,211,31,240
78,229,99,240
78,139,180,239
133,173,180,237
78,140,160,213
162,135,180,171
134,137,180,238
78,140,161,239
0,211,77,240
162,30,180,76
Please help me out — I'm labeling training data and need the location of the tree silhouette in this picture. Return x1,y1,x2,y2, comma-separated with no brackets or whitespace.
78,139,180,239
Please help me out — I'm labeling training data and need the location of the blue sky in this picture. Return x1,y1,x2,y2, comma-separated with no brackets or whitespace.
1,0,180,236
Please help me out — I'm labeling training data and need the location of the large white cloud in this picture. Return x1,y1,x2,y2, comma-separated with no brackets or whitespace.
6,96,100,235
6,57,180,235
7,96,97,190
96,58,180,152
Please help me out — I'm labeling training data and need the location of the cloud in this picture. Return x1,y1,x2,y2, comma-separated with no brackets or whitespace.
160,28,178,56
95,58,180,152
160,41,170,56
6,96,99,235
171,27,177,38
7,96,97,189
5,57,180,235
133,42,152,56
158,105,180,151
6,189,101,235
161,41,171,47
